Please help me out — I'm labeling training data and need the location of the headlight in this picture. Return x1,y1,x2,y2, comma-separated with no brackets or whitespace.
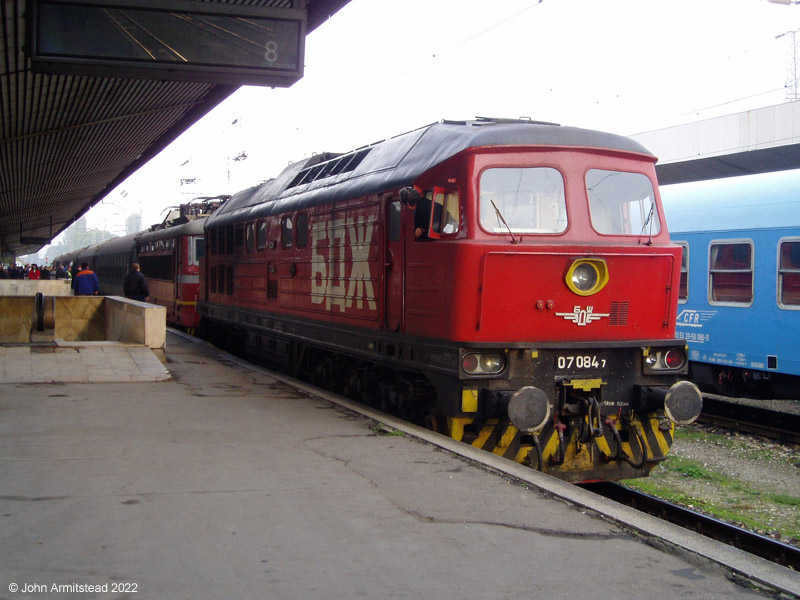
565,259,609,296
571,263,598,292
462,352,506,375
644,348,687,371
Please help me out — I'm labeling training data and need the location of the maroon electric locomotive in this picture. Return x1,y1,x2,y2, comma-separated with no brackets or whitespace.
55,197,226,332
199,118,702,482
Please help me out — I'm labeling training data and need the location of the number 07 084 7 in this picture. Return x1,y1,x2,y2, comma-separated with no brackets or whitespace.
556,355,607,370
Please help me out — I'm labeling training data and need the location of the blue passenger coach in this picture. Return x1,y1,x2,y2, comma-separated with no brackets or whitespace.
660,169,800,397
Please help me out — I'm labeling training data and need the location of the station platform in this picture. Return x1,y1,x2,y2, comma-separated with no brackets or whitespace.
0,342,169,384
1,331,797,599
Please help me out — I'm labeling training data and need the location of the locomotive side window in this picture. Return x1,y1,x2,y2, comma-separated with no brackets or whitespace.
709,241,753,305
193,236,204,266
226,225,235,255
281,216,293,248
257,220,267,250
246,222,256,253
429,188,459,238
296,212,309,248
479,167,566,234
389,200,401,241
587,170,660,236
235,224,244,252
678,241,689,302
778,239,800,308
226,266,234,295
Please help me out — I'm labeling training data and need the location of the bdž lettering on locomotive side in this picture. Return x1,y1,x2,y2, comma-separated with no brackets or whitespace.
311,215,377,312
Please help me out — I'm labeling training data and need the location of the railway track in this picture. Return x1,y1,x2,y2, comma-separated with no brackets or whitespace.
581,481,800,571
699,395,800,444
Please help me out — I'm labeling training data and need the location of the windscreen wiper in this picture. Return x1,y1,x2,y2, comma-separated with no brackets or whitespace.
490,199,518,244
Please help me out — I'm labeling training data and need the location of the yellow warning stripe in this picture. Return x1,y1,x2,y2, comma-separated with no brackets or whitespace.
150,295,197,307
447,412,675,475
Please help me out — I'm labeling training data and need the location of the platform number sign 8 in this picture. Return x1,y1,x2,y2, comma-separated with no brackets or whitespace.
264,39,279,64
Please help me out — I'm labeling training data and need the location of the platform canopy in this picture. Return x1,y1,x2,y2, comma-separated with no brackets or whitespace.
632,101,800,186
1,0,350,258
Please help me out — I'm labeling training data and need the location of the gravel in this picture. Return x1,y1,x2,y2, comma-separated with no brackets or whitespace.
655,423,800,544
704,392,800,416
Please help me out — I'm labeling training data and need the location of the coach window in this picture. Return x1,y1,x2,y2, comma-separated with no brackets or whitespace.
587,170,659,236
281,216,294,248
296,212,309,248
678,241,689,302
257,220,267,250
778,239,800,308
246,222,256,253
709,241,753,305
480,167,566,234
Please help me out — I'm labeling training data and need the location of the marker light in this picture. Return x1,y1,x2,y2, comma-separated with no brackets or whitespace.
644,348,687,372
461,352,506,376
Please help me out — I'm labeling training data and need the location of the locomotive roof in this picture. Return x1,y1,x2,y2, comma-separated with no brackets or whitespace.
206,119,655,228
661,168,800,234
137,217,207,241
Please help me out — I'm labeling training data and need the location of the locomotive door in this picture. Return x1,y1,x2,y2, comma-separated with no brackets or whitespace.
174,238,182,315
384,198,405,332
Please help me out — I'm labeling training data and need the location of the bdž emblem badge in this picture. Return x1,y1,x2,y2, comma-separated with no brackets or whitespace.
555,306,609,326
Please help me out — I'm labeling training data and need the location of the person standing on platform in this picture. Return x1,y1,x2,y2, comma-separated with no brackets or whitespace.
54,262,68,279
123,263,149,302
73,262,99,296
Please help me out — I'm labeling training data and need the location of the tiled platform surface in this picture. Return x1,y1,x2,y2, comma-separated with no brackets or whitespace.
0,342,170,383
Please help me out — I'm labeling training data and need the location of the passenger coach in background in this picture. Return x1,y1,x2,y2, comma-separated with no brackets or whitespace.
198,118,702,483
661,169,800,398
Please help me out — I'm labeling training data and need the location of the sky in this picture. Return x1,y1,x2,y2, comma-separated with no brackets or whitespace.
41,0,800,251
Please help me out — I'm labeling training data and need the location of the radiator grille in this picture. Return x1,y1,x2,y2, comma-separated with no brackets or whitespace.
609,302,629,326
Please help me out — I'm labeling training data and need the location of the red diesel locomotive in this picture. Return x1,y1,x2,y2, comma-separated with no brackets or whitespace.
199,118,702,482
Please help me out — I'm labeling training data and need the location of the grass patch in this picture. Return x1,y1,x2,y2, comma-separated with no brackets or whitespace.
769,494,800,508
372,423,404,436
665,456,718,480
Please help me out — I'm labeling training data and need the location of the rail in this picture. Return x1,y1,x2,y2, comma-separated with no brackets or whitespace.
581,481,800,570
699,396,800,444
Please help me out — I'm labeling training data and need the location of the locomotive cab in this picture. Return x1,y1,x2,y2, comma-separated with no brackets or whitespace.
393,145,702,482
